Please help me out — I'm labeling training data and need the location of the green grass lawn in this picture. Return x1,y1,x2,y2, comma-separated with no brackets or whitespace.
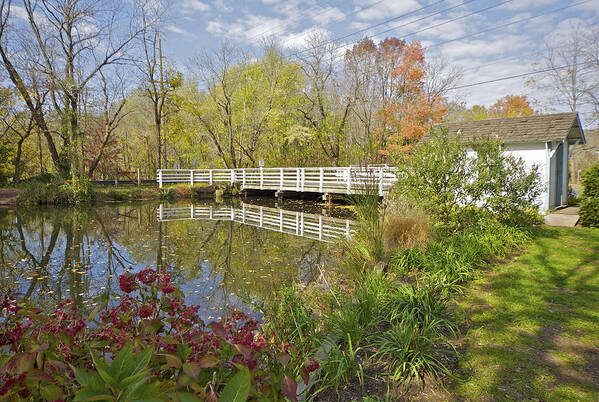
454,226,599,401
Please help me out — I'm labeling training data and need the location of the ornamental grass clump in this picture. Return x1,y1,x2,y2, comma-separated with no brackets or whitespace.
0,268,317,401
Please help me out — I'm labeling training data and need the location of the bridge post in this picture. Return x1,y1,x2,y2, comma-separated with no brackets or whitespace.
209,170,213,185
260,167,263,190
280,168,283,190
319,168,323,192
158,170,163,188
190,204,194,219
318,215,322,240
346,168,351,194
301,168,305,191
296,168,300,191
242,169,246,188
379,168,384,196
190,170,194,186
158,204,163,220
231,169,235,183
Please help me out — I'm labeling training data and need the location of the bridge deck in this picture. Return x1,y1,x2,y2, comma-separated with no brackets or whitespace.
157,166,397,196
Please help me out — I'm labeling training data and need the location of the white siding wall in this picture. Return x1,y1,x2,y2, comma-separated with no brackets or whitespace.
467,143,550,212
503,143,549,212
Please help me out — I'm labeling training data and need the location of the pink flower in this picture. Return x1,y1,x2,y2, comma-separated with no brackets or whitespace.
137,269,157,285
119,272,138,293
160,276,175,294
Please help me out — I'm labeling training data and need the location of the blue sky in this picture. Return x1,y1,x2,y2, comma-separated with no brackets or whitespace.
161,0,599,121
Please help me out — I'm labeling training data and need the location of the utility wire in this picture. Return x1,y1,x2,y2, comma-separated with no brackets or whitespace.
289,0,476,59
427,0,593,51
446,61,594,90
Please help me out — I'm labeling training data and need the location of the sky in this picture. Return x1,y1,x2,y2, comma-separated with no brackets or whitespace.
160,0,599,123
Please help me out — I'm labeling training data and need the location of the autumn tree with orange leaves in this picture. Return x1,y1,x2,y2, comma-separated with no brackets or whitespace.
488,95,534,118
379,41,453,154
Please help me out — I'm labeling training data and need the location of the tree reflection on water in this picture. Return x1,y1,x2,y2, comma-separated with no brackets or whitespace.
0,200,342,320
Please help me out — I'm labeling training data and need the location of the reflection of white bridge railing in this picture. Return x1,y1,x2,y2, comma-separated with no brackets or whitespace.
157,204,357,242
156,166,397,196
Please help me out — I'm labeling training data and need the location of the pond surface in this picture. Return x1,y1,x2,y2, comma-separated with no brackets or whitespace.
0,199,354,321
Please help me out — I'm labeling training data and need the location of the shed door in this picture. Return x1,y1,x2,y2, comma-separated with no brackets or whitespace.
555,142,564,207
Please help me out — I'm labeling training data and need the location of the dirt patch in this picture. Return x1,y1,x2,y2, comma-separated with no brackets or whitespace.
0,189,20,206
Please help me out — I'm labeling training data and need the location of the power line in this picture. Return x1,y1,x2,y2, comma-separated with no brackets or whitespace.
446,61,594,91
273,0,390,47
426,0,593,51
325,0,514,63
288,0,477,59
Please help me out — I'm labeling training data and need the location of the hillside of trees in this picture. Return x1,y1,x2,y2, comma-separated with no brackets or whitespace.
0,1,597,186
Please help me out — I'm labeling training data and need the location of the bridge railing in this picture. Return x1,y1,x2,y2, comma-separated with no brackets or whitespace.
157,166,397,196
157,203,357,242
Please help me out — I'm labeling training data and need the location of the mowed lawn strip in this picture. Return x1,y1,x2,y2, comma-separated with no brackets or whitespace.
454,226,599,401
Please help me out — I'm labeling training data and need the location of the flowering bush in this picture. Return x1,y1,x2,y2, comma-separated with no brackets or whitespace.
0,269,317,401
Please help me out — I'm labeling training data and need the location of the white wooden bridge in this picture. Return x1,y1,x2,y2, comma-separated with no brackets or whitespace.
157,203,357,243
156,166,397,196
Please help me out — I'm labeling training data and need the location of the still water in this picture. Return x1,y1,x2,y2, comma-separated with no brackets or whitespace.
0,199,354,321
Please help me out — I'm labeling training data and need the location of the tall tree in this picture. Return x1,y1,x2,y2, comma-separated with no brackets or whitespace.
381,41,449,154
0,0,149,181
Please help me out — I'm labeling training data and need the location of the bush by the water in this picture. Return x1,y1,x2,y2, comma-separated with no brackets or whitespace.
17,177,94,205
392,129,541,228
580,163,599,227
0,269,317,400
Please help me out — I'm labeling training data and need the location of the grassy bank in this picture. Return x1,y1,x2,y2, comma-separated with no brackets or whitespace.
14,180,234,205
454,226,599,401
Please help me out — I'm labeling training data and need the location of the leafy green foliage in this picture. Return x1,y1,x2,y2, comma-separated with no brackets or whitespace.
392,128,541,228
580,163,599,227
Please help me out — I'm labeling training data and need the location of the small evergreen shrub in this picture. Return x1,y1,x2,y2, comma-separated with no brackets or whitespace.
580,164,599,227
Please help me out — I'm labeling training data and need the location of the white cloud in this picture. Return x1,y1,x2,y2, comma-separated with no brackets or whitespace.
166,24,194,37
309,6,345,26
180,0,210,12
353,0,421,21
8,5,28,19
206,14,296,42
281,27,331,50
504,0,559,11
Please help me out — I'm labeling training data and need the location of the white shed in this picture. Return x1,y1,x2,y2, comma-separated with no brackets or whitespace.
435,113,586,212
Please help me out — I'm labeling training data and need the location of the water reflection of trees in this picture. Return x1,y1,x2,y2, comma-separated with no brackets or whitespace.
0,202,332,310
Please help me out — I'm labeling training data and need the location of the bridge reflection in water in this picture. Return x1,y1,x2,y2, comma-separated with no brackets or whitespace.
157,203,357,243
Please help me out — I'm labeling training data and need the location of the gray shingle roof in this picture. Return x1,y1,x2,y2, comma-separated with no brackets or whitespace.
428,112,586,145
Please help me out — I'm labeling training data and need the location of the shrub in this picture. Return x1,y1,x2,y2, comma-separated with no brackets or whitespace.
581,163,599,199
392,128,541,228
580,197,599,228
580,164,599,227
0,269,317,400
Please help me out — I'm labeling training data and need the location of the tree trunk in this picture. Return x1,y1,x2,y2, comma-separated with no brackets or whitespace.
12,138,23,184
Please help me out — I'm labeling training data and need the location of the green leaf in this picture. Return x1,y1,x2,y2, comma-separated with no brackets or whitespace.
40,384,62,401
74,367,101,387
129,348,153,376
219,367,250,402
110,343,134,380
176,392,202,402
163,353,182,368
119,368,149,388
177,344,192,361
90,351,119,389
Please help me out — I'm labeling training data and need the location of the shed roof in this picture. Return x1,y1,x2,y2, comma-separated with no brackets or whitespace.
429,112,586,145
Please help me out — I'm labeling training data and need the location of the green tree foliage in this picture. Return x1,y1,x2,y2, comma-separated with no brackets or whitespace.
186,47,304,168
